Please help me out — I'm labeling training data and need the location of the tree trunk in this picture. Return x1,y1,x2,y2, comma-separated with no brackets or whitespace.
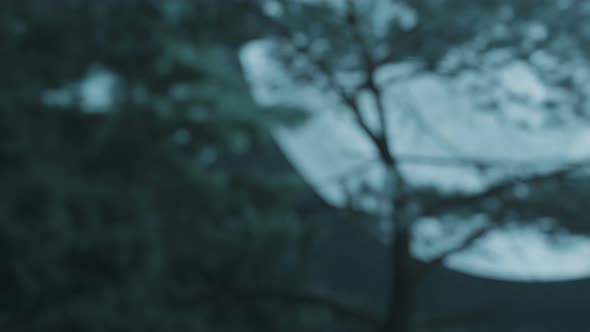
383,224,414,332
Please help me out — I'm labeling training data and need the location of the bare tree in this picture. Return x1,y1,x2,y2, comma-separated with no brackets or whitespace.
241,0,590,331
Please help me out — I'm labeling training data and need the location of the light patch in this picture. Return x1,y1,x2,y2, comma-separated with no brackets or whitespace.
40,65,120,113
239,39,590,281
262,0,284,17
79,67,119,113
446,224,590,281
497,61,547,104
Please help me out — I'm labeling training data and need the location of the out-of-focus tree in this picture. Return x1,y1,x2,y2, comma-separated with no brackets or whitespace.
0,1,378,331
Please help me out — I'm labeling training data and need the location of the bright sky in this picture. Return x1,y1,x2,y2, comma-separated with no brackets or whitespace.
240,39,590,282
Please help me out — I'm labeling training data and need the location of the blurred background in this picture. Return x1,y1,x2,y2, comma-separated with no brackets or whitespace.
2,1,590,331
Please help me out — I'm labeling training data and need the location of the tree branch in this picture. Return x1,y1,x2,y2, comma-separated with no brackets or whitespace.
314,58,381,145
414,223,494,284
318,152,579,189
419,159,590,217
408,160,590,282
344,0,396,166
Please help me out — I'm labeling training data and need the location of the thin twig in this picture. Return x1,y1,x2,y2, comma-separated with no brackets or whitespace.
420,158,590,217
317,153,574,186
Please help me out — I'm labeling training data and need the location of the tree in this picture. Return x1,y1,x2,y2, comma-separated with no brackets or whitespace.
242,1,590,331
0,1,371,331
